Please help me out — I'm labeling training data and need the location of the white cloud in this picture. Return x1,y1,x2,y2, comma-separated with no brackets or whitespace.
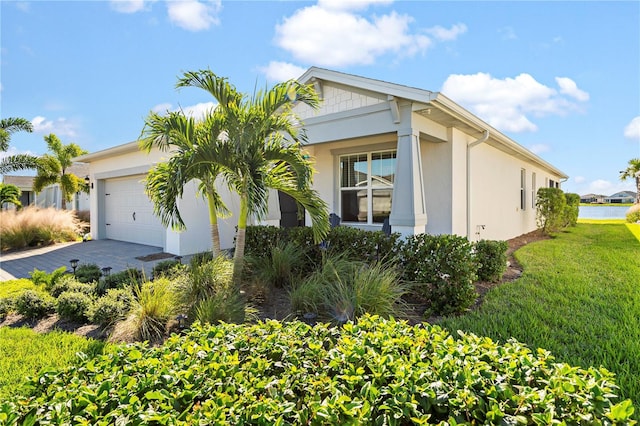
528,143,550,155
274,3,436,67
441,72,589,133
624,116,640,140
167,0,221,31
555,77,589,102
0,146,39,162
151,103,173,114
425,23,467,41
574,176,586,184
31,116,78,138
109,0,149,13
259,61,307,82
499,26,517,40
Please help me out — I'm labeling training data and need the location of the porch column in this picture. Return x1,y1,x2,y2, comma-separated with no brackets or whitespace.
389,128,427,237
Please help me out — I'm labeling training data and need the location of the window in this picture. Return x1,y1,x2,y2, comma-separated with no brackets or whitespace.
340,150,396,224
531,172,536,209
520,168,526,210
549,179,556,188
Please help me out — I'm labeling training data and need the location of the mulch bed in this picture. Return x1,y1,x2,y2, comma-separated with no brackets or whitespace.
135,252,177,262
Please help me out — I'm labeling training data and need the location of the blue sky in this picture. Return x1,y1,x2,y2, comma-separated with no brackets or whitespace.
2,0,639,196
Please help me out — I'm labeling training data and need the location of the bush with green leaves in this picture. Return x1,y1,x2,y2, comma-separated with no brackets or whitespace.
536,187,567,233
28,266,68,291
96,268,143,295
49,276,95,298
74,263,102,284
400,234,478,315
563,192,580,227
55,291,93,322
475,239,509,282
0,298,14,320
151,259,184,279
2,316,635,424
244,225,283,259
88,288,133,327
627,204,640,223
14,290,55,319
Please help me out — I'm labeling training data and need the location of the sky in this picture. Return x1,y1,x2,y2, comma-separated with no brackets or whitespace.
2,0,639,196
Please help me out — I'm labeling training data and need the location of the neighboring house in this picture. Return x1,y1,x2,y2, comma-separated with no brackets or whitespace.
76,67,567,256
1,164,90,211
580,193,607,204
605,191,636,204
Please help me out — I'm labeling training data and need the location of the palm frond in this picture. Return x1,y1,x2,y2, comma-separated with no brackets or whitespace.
0,154,40,174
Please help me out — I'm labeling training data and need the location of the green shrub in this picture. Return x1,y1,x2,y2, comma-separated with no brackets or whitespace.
193,290,246,325
29,266,68,291
97,268,143,295
110,278,177,343
88,288,133,327
14,290,55,319
74,263,102,284
563,192,580,227
400,234,478,315
475,239,509,282
176,256,234,318
151,259,184,279
49,275,94,298
627,204,640,223
3,316,634,424
244,225,283,259
188,250,214,267
0,298,14,320
536,187,566,233
55,291,93,322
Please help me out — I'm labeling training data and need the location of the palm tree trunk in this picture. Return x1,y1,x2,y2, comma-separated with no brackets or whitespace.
60,195,66,210
233,193,249,286
636,176,640,204
207,196,221,257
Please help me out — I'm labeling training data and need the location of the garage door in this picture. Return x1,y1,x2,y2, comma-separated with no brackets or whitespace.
104,175,165,247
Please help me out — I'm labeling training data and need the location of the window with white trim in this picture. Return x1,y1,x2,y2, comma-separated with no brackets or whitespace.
339,150,396,224
520,168,526,211
531,172,537,209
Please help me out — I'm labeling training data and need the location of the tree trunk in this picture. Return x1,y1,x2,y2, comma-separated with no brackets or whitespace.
232,194,249,286
636,176,640,204
207,196,221,257
60,195,66,210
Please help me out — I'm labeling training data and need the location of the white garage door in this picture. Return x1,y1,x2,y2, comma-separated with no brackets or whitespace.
104,175,165,247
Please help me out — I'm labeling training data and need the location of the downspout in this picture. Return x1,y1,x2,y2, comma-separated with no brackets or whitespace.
467,130,490,240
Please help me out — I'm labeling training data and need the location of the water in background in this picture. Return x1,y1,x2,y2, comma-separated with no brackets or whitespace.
579,205,629,219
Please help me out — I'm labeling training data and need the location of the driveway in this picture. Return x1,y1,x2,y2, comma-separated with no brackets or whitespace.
0,240,184,281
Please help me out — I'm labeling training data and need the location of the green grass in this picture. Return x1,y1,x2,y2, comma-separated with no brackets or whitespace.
0,279,37,299
439,222,640,413
0,327,108,399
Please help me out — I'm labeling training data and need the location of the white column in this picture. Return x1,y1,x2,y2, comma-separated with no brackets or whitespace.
389,128,427,236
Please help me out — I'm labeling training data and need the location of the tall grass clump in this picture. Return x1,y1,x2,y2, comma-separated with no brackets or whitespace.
0,206,82,251
290,255,409,322
110,278,177,343
246,241,308,288
627,204,640,223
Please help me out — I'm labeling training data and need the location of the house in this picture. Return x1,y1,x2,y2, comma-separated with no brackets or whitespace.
580,193,607,204
605,191,636,204
76,67,567,256
2,163,90,211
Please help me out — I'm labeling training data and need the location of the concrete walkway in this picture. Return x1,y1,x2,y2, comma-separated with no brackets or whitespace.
0,240,184,281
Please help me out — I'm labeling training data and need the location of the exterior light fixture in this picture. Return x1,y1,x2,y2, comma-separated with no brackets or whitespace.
70,259,79,276
175,256,183,264
101,266,112,277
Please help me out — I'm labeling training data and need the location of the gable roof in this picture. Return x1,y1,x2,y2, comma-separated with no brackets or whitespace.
298,67,568,179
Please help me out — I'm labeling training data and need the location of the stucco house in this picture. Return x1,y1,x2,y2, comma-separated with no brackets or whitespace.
76,67,567,256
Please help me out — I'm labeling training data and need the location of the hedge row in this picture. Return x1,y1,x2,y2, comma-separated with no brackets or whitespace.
246,226,508,315
1,316,633,424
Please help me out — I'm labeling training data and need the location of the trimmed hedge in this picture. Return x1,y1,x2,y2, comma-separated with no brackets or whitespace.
475,239,509,282
1,316,634,424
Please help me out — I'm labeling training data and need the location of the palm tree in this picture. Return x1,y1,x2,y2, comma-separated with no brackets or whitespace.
620,158,640,204
0,183,22,209
0,117,33,151
0,117,40,174
140,109,231,256
33,134,87,210
177,70,329,283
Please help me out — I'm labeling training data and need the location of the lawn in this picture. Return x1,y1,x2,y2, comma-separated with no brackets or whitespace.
0,327,108,400
440,222,640,411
